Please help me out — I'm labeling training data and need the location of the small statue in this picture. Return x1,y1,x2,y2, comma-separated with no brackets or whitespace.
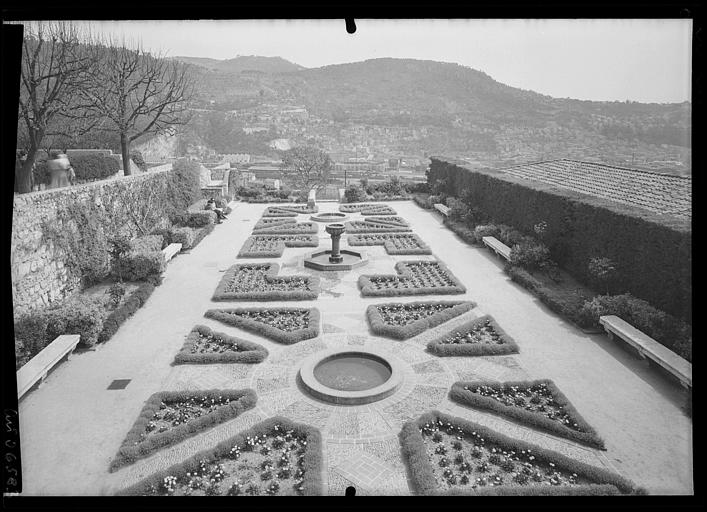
47,153,73,189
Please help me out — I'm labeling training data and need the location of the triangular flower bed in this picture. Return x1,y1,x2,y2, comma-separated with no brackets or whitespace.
427,315,519,357
118,416,323,496
363,216,410,227
359,260,466,297
205,307,321,344
253,217,296,230
252,221,318,235
449,380,605,449
238,235,318,258
399,410,640,496
348,233,432,255
344,219,412,234
367,301,476,340
263,205,318,217
109,389,257,472
339,203,397,215
173,325,269,365
212,263,320,301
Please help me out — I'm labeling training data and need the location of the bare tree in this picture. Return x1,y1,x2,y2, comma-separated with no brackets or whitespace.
280,146,332,192
77,37,195,175
15,21,97,193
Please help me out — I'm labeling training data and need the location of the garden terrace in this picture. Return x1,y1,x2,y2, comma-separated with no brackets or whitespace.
119,416,323,496
348,233,432,255
238,235,319,258
399,411,638,495
426,315,519,357
110,389,257,472
359,260,466,297
449,380,605,449
344,219,412,234
205,307,321,344
212,263,320,301
339,203,397,215
172,325,269,365
263,205,318,217
252,221,319,235
367,301,476,340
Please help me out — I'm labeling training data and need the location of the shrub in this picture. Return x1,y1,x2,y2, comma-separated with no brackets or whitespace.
168,159,203,212
130,150,148,173
168,227,195,248
446,197,470,223
129,235,164,253
106,282,127,307
510,242,553,271
344,185,367,203
71,154,120,181
98,282,155,343
114,251,166,282
587,257,618,295
14,314,50,368
474,224,501,242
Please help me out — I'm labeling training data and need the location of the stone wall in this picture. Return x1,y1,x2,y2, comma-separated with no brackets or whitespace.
11,168,173,318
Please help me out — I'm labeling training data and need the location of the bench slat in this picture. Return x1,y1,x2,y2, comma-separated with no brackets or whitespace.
481,236,512,261
433,203,451,216
17,334,80,398
162,243,183,262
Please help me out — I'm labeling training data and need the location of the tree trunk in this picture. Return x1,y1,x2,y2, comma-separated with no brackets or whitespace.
15,149,38,194
120,133,131,176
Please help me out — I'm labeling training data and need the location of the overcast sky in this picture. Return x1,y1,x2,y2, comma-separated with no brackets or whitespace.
70,19,692,104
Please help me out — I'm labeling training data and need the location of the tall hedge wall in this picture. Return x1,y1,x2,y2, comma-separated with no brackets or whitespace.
429,158,691,322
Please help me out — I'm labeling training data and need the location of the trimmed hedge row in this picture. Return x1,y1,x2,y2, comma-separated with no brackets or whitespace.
347,233,432,255
449,380,606,449
367,301,476,340
211,263,321,301
252,222,319,235
237,235,318,258
399,410,640,496
98,282,155,343
173,325,269,364
118,415,324,496
205,307,321,345
358,260,466,297
109,388,257,472
253,217,296,230
429,158,691,322
426,315,520,357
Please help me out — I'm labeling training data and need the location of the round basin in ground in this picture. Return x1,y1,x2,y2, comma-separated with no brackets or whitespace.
299,348,403,405
310,212,349,223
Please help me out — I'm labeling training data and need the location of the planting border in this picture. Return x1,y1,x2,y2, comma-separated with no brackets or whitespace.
348,233,432,255
367,301,476,340
339,203,397,215
118,415,324,496
253,218,296,230
238,235,318,258
399,410,639,496
449,379,605,449
98,282,156,343
205,307,321,344
173,325,269,365
212,263,321,301
263,205,318,217
359,260,466,297
426,315,519,357
363,216,410,227
252,222,318,235
109,389,257,472
344,220,412,234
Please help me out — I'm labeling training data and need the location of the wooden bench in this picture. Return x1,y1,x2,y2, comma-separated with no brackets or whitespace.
599,315,692,389
482,236,512,262
162,243,183,262
433,203,451,217
17,334,80,399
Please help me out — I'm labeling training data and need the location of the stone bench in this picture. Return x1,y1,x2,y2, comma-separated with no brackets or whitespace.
17,334,80,400
433,203,451,216
482,236,512,262
162,243,183,262
599,315,692,389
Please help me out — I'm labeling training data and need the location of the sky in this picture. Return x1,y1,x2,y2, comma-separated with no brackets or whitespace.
68,19,692,104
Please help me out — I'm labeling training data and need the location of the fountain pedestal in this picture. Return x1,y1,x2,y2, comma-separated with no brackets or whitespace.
304,222,368,271
326,223,345,263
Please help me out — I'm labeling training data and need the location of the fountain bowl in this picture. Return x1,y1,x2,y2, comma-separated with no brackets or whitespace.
303,249,368,271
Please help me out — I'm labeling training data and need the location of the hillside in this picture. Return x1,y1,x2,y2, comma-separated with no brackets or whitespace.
174,55,305,74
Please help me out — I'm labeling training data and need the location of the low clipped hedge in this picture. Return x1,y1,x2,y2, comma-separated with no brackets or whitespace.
347,233,432,256
98,282,155,343
117,415,323,496
252,222,318,235
426,315,520,357
412,193,434,210
173,325,268,364
253,218,296,230
205,307,321,345
71,153,120,181
367,301,476,340
358,260,466,297
449,380,606,450
212,263,321,301
399,410,641,496
115,250,166,282
237,235,318,258
109,389,257,472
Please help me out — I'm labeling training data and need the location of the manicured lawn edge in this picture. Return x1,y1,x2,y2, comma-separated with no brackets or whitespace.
205,307,321,344
359,260,466,297
98,282,156,343
426,314,520,356
449,380,606,450
212,263,321,301
367,301,476,340
109,389,257,472
252,222,318,235
117,415,324,496
399,410,641,496
172,325,269,364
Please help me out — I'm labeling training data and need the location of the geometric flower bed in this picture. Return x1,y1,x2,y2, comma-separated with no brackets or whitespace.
205,307,321,344
253,217,296,230
359,260,466,296
212,263,320,301
449,380,605,449
252,222,318,235
339,203,397,215
363,216,410,227
367,300,476,340
348,233,432,255
238,235,318,258
399,410,639,495
344,219,412,234
109,389,257,472
118,416,323,496
426,315,519,356
263,205,318,217
172,325,269,365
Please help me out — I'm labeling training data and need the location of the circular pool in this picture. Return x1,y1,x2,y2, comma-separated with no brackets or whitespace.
310,212,349,223
299,348,403,405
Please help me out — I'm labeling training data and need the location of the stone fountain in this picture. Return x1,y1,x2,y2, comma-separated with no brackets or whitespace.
304,223,368,271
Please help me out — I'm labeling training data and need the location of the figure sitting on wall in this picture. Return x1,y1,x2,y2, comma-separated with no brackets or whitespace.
47,152,73,189
205,197,227,223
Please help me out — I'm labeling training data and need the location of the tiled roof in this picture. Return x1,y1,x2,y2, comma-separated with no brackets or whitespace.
495,159,691,220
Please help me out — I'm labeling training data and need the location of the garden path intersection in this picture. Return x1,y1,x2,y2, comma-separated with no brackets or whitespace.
16,200,692,495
